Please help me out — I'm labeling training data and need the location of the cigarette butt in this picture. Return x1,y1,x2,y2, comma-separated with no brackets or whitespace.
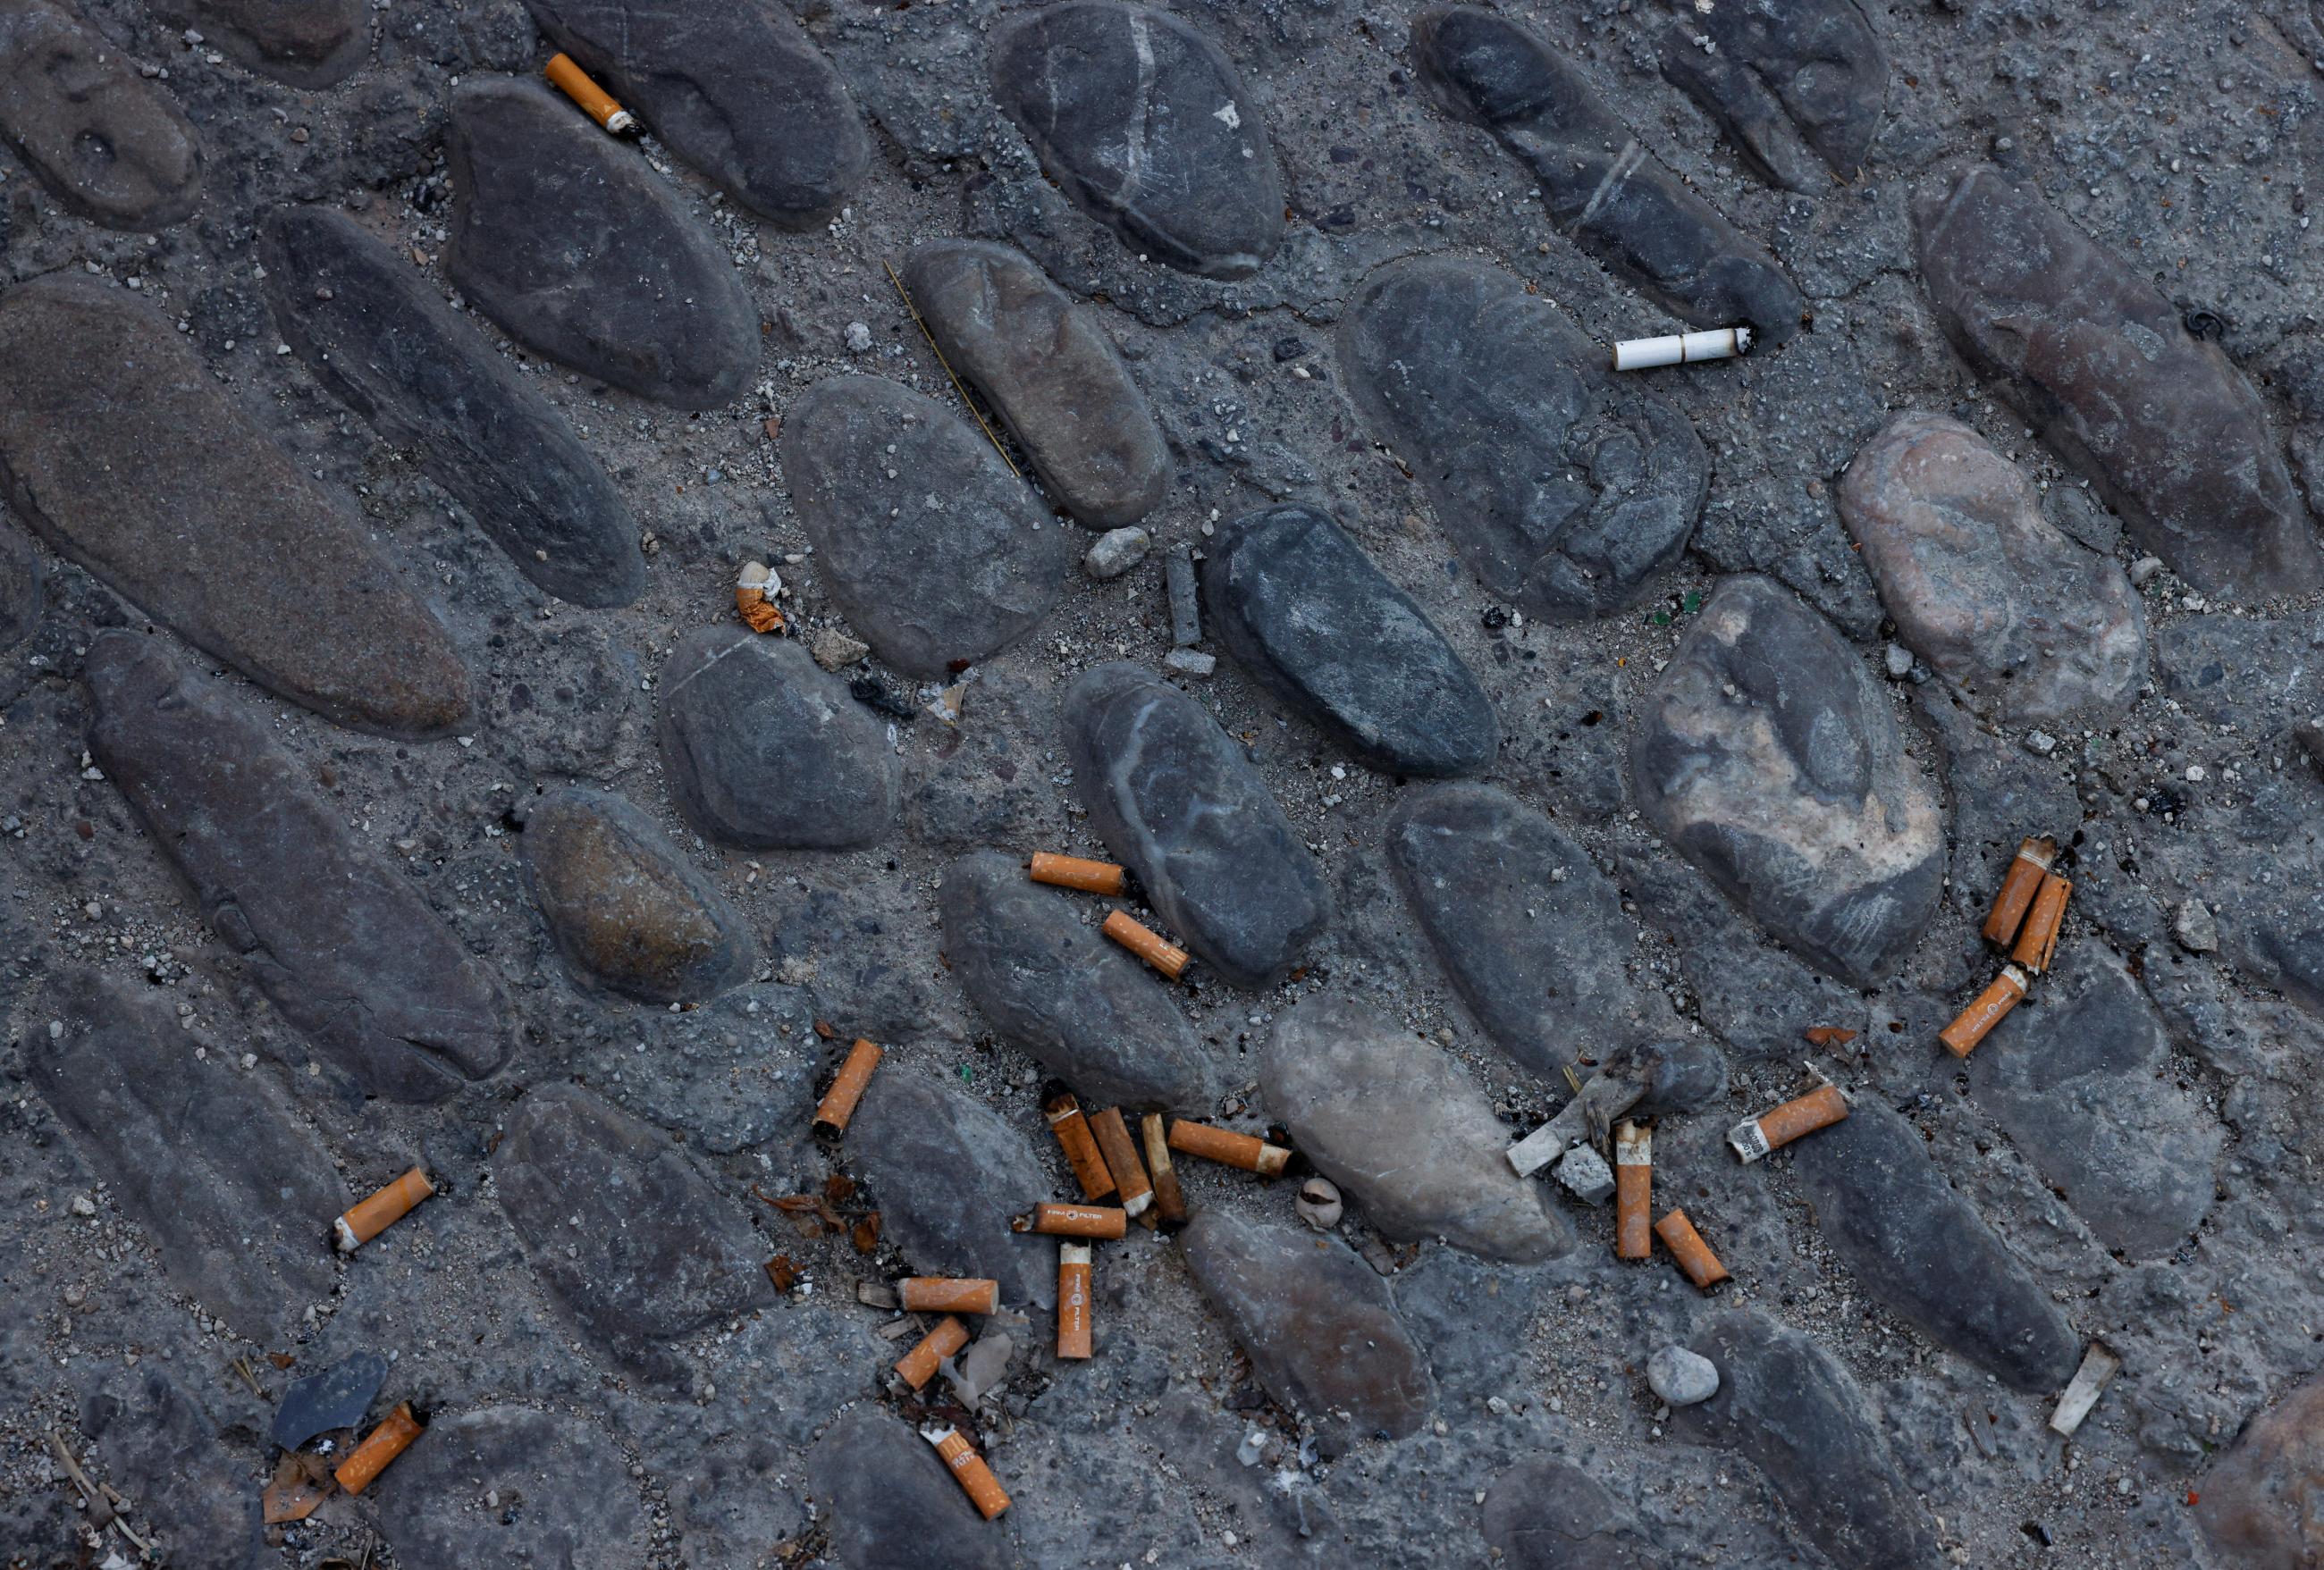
1654,1208,1730,1289
1057,1241,1092,1361
1939,965,2029,1058
2008,873,2072,975
543,52,636,133
1044,1090,1118,1201
856,1280,900,1309
1028,852,1127,897
1014,1202,1128,1239
1088,1107,1153,1216
1612,325,1752,371
2049,1343,2122,1437
1141,1112,1188,1227
735,562,786,635
333,1166,435,1252
1166,1119,1292,1176
894,1314,970,1390
813,1038,883,1137
1505,1119,1569,1178
922,1423,1010,1519
1728,1082,1851,1163
1981,835,2057,945
1102,910,1188,980
333,1403,424,1496
897,1277,999,1315
1613,1121,1651,1261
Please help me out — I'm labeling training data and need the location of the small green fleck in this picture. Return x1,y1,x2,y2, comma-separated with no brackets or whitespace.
1650,612,1671,627
1682,590,1702,615
959,1065,973,1084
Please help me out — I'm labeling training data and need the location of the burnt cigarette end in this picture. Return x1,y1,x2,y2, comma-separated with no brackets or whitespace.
922,1424,1010,1520
1981,835,2059,945
1102,910,1189,980
333,1403,425,1496
1088,1107,1155,1216
2008,873,2073,975
1654,1208,1730,1289
1141,1112,1189,1228
1940,965,2029,1058
1166,1119,1293,1176
1028,851,1128,897
1057,1241,1093,1362
894,1315,971,1391
813,1038,884,1138
1613,1121,1652,1261
1044,1090,1118,1201
334,1166,436,1253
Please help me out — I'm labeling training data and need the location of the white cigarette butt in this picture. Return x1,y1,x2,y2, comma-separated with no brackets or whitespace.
1612,326,1753,372
2049,1344,2121,1436
1505,1121,1569,1178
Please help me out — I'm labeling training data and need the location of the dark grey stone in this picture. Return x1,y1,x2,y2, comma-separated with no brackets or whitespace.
939,851,1216,1111
1789,1099,2080,1391
1203,504,1499,777
990,1,1284,281
902,239,1170,528
1671,1311,1941,1570
577,983,821,1156
1166,543,1200,646
84,633,511,1103
144,0,366,86
656,628,899,851
1970,938,2220,1258
0,0,200,229
1413,7,1805,343
260,207,646,609
0,275,471,739
1915,166,2322,599
0,525,37,651
807,1406,1012,1570
1063,662,1331,988
520,787,755,1004
780,375,1069,677
1480,1457,1658,1570
1180,1209,1436,1454
1386,782,1659,1079
272,1350,388,1450
1629,575,1945,988
373,1406,653,1570
1837,411,2145,723
80,1370,263,1570
849,1063,1051,1308
445,80,757,411
521,0,868,228
28,970,349,1343
1259,994,1571,1262
1660,0,1887,191
1616,1037,1731,1119
1340,256,1706,621
495,1084,777,1378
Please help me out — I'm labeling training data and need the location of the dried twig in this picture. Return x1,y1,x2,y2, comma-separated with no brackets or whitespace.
881,260,1020,476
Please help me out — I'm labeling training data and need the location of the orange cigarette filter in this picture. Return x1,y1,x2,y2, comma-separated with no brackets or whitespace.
2008,873,2072,976
1981,835,2058,945
735,562,785,634
1088,1108,1153,1216
1730,1081,1851,1163
1940,965,2029,1058
1015,1202,1128,1239
922,1424,1010,1520
1057,1241,1093,1360
334,1166,435,1253
1045,1091,1117,1201
894,1314,970,1390
1028,852,1127,897
1613,1121,1652,1261
813,1038,883,1136
543,52,636,133
1166,1119,1291,1177
1141,1112,1188,1227
1103,910,1188,980
1655,1208,1730,1289
897,1277,999,1315
333,1403,424,1496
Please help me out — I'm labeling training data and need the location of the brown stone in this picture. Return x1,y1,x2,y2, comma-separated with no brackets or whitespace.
0,0,201,229
2198,1380,2324,1569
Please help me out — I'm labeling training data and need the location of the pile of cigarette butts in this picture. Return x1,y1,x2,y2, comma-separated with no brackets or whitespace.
805,864,1293,1521
1941,835,2073,1057
261,1170,442,1523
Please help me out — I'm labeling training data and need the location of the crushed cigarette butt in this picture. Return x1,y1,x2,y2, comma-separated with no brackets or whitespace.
735,561,786,635
2009,872,2073,975
1141,1112,1188,1227
2050,1344,2122,1436
1982,835,2057,945
922,1423,1010,1519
